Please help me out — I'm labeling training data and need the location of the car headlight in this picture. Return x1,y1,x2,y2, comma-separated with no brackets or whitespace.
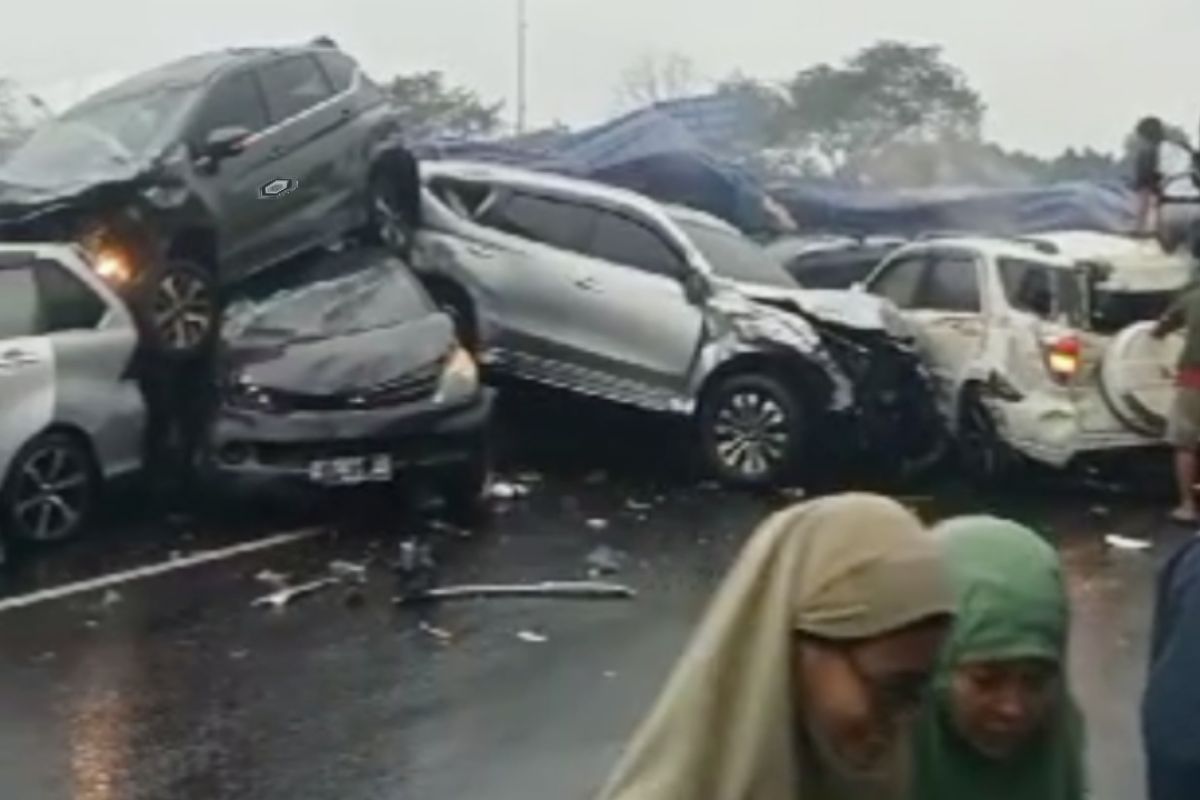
225,375,277,412
435,346,479,402
732,310,821,352
78,225,136,286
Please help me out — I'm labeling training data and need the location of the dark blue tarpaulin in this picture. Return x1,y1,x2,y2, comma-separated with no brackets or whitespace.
769,180,1138,237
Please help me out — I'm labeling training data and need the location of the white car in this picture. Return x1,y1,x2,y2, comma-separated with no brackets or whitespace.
860,235,1182,480
0,244,144,546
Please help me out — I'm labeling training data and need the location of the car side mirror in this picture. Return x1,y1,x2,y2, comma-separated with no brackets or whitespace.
202,126,251,161
683,271,711,304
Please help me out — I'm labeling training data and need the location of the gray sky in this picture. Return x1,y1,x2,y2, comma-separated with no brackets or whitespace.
3,0,1196,155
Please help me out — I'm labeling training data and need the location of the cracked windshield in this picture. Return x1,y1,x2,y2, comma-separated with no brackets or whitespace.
1,2,1198,799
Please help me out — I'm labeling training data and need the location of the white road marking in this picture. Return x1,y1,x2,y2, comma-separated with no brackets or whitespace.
0,528,324,615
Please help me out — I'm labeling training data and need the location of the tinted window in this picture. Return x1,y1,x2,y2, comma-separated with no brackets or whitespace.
869,256,927,308
191,71,268,142
478,192,595,253
257,55,334,123
918,255,981,312
36,263,106,332
999,258,1084,323
0,267,40,338
589,212,685,277
679,221,793,288
316,51,357,93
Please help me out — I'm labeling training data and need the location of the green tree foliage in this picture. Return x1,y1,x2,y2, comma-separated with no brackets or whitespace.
385,71,503,141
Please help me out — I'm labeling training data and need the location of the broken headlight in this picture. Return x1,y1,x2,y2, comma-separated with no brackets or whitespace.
77,224,137,286
730,309,821,353
434,346,480,403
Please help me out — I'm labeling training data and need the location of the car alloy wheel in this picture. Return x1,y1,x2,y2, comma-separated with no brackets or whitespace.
7,435,95,543
371,184,414,256
701,373,803,487
151,264,216,355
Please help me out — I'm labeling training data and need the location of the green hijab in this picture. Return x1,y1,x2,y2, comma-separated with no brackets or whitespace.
911,516,1085,800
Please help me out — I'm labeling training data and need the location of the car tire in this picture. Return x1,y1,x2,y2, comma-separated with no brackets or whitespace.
2,432,98,544
139,259,219,361
958,385,1014,486
439,441,493,526
699,373,805,488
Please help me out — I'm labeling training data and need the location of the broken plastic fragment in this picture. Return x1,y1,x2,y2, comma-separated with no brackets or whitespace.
252,577,338,610
1104,534,1152,551
516,629,549,644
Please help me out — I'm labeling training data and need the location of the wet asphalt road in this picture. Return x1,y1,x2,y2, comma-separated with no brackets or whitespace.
0,386,1187,800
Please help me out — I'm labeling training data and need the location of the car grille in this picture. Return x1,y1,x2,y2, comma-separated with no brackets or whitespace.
265,360,443,412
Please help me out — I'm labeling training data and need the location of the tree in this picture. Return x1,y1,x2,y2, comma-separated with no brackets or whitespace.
783,41,986,179
384,71,503,141
616,52,700,110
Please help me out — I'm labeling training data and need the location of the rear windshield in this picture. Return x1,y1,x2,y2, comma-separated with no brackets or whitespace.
1089,289,1176,335
997,257,1085,326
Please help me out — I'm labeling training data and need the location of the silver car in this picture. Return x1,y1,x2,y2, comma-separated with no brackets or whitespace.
0,244,144,546
411,161,945,487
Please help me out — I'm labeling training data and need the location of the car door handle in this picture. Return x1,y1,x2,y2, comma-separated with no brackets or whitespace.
574,276,600,292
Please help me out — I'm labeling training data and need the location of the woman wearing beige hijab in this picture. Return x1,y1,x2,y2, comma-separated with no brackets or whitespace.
598,493,956,800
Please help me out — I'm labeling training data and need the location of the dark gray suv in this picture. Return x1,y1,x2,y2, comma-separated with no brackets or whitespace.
0,38,418,357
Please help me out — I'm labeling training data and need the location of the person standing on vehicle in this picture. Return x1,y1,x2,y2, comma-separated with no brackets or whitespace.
1143,532,1200,800
596,493,956,800
1133,116,1167,237
1153,283,1200,523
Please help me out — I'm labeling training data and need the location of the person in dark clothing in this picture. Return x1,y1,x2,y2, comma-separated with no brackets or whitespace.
1143,534,1200,800
1133,116,1167,236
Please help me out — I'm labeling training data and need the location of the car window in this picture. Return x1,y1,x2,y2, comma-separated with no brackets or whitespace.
316,51,357,93
0,267,40,339
916,255,981,312
190,70,268,142
869,256,927,308
257,55,335,123
678,220,793,289
588,211,685,278
999,257,1085,323
478,191,595,253
35,263,107,333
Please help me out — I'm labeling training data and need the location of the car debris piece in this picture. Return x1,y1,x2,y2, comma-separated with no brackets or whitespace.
586,545,626,576
516,629,549,644
586,518,610,531
254,569,291,590
329,560,368,585
397,581,637,604
252,577,339,610
489,481,531,501
418,620,455,643
1105,534,1152,551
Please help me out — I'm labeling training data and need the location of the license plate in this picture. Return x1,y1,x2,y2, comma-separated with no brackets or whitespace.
308,455,393,486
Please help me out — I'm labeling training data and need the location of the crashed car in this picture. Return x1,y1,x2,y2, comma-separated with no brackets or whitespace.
861,234,1185,481
202,245,492,512
0,244,144,546
766,234,906,290
413,161,944,486
0,37,417,358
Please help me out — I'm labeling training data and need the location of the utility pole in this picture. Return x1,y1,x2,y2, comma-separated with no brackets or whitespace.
516,0,528,135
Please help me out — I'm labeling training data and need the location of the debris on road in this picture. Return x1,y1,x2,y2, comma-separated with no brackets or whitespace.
252,577,339,610
586,517,610,531
516,629,549,644
255,569,291,590
101,589,123,609
395,538,436,574
427,519,473,539
397,580,637,605
489,480,532,501
625,499,653,512
418,620,455,643
586,545,627,576
330,560,368,584
1105,534,1152,551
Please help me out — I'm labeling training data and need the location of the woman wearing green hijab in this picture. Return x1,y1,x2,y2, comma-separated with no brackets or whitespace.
912,516,1085,800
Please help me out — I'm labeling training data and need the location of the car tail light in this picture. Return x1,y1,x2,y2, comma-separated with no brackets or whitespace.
1045,334,1082,383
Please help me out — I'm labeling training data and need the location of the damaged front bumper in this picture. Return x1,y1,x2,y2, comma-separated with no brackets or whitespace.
202,389,494,490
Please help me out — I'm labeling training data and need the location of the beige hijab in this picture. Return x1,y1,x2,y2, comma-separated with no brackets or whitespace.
597,493,955,800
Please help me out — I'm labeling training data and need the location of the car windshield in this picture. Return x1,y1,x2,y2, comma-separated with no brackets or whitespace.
225,255,433,342
0,86,195,186
678,219,797,289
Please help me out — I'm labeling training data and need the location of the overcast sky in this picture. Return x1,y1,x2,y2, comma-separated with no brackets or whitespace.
2,0,1196,156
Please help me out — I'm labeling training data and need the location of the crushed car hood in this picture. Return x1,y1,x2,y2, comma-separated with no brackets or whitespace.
0,165,149,225
734,282,913,337
227,315,455,396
